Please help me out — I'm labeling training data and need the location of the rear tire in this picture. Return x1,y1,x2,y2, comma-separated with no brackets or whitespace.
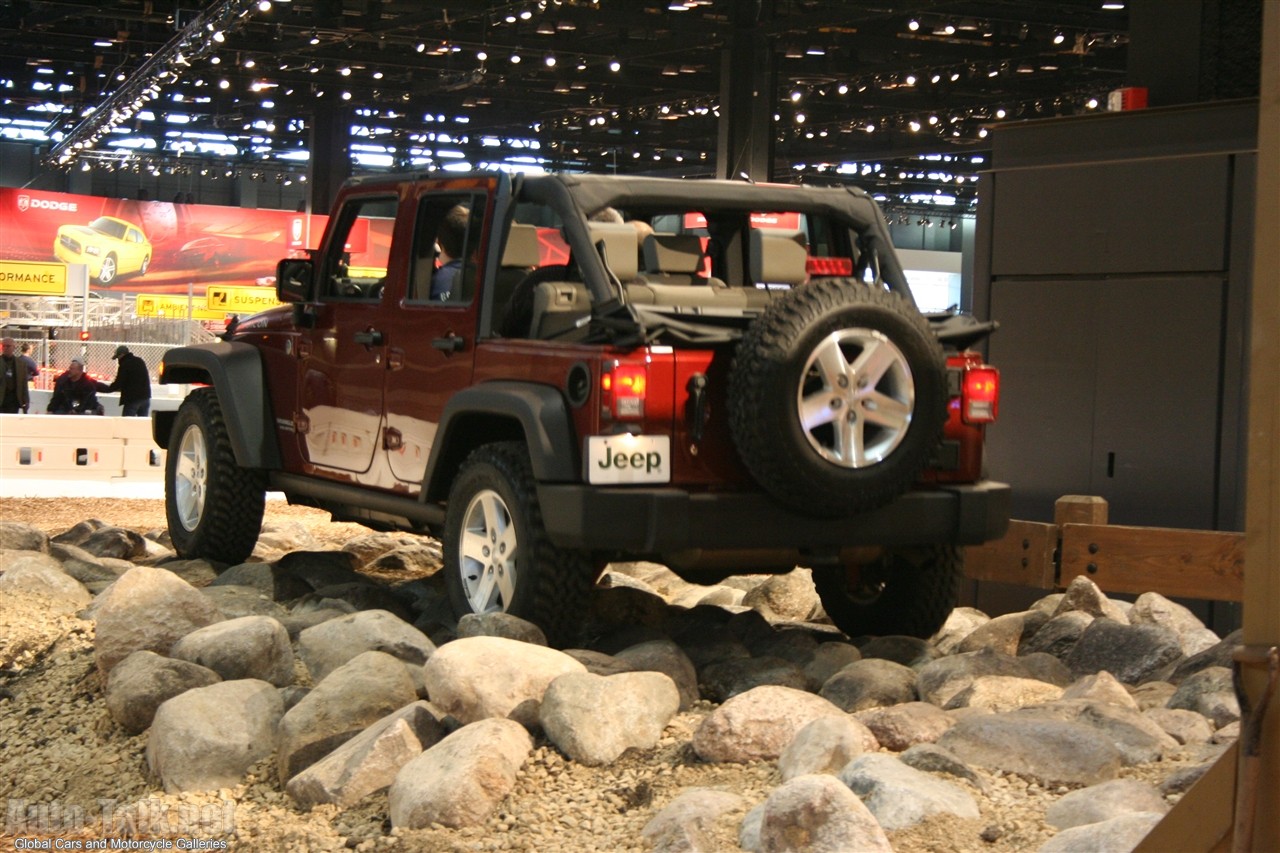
813,545,962,639
442,442,595,646
165,387,266,565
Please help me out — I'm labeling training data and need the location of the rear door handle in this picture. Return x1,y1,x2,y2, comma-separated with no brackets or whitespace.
432,334,465,353
353,329,383,348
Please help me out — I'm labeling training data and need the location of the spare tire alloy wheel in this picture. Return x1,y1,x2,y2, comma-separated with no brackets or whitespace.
165,387,266,566
443,441,596,646
728,279,947,516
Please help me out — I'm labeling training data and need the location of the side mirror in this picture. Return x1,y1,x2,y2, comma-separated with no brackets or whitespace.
276,258,315,303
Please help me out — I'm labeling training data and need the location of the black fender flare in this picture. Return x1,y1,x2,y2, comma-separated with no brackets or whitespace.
424,381,576,502
151,342,281,469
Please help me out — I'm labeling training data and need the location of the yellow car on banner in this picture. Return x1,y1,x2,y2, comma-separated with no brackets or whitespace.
53,215,152,285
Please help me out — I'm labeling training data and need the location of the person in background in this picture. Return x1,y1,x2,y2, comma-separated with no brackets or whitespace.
99,345,152,417
431,204,470,301
18,343,39,387
48,357,102,415
1,337,30,413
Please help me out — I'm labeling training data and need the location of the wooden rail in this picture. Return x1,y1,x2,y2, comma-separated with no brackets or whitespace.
965,495,1246,602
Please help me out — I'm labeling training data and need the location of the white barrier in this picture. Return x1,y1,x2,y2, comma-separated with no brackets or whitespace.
0,414,166,497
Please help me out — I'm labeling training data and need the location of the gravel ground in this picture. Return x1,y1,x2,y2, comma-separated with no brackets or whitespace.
0,497,1212,852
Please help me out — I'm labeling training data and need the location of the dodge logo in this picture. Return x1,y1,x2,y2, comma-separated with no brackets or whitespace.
16,194,29,212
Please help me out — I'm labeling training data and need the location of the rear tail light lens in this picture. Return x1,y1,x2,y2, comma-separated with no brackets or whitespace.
602,361,647,419
962,366,999,424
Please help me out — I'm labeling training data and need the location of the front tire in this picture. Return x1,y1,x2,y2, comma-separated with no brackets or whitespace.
813,545,963,639
443,442,595,646
165,387,266,565
98,253,118,285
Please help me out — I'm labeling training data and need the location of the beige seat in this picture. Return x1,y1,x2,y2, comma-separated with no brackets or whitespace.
491,223,542,329
749,228,808,288
586,221,641,283
641,233,704,284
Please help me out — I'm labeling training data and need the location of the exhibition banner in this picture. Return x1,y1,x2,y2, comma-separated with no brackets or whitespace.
0,187,324,295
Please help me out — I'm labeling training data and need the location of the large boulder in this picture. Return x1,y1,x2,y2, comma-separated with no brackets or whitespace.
0,553,91,614
642,789,749,853
145,679,284,793
92,566,222,675
818,658,917,712
169,615,295,686
777,716,878,780
297,609,436,682
936,714,1123,786
105,650,221,734
838,753,980,830
693,685,845,763
1063,618,1184,685
755,774,893,853
421,636,585,726
388,718,532,829
539,671,680,766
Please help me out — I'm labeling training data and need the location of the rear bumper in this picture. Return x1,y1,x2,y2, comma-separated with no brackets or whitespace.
538,481,1011,554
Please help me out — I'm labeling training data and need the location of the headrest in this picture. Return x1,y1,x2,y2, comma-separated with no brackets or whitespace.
749,228,808,286
500,223,541,268
586,221,639,281
642,233,704,275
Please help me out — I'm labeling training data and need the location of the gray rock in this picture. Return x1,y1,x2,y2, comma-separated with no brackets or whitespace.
1045,779,1168,829
757,774,893,853
271,549,362,592
455,612,547,646
1060,671,1140,710
1021,611,1094,658
277,650,418,781
197,584,291,620
1166,666,1240,728
254,523,323,559
702,655,809,703
78,526,150,561
916,648,1032,707
206,561,282,597
145,679,283,793
739,568,817,622
936,715,1122,786
388,718,532,829
365,541,442,575
1036,812,1164,853
156,559,219,587
641,789,749,853
1019,652,1076,687
1063,618,1184,685
1052,576,1129,623
958,611,1047,656
899,743,985,790
839,753,980,830
677,625,751,670
562,649,635,677
1163,630,1241,684
739,803,765,853
340,532,424,568
693,685,844,763
1160,761,1215,795
539,671,680,766
285,701,448,808
931,607,991,655
1129,681,1178,711
858,635,939,667
802,642,862,690
0,521,49,552
50,519,107,546
745,627,822,666
1021,700,1180,766
297,609,436,682
614,639,699,710
1144,707,1214,745
1129,592,1218,656
944,675,1064,712
421,636,585,727
854,701,954,751
818,658,917,712
278,599,358,639
104,650,221,735
0,553,91,614
92,566,223,675
48,542,128,586
169,615,295,686
777,715,878,780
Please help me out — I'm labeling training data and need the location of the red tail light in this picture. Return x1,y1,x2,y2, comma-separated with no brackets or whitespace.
602,361,647,419
962,366,999,424
806,257,854,276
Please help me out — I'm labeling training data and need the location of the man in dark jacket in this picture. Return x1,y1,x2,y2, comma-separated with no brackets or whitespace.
48,357,102,415
1,337,30,413
101,345,152,416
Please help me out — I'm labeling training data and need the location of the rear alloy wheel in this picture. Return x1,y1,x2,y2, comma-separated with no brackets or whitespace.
443,442,596,646
165,387,266,565
729,279,947,516
813,545,963,639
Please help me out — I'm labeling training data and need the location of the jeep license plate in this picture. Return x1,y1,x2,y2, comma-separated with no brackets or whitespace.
586,435,671,484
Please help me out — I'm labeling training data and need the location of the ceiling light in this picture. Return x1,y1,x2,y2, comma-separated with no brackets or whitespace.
662,65,678,76
477,50,488,61
905,75,917,86
258,0,272,10
510,52,521,63
995,108,1006,118
806,45,825,55
1053,31,1066,44
1101,2,1125,9
544,53,556,67
907,19,920,31
789,90,802,102
609,59,621,72
908,120,921,132
837,83,848,95
519,9,533,19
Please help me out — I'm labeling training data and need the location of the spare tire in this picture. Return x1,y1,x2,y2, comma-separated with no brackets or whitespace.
728,278,947,516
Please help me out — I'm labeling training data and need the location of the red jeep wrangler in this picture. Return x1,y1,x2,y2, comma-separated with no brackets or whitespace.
153,171,1008,645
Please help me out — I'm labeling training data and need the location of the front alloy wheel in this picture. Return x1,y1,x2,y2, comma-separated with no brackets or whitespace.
456,487,520,613
98,254,117,284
